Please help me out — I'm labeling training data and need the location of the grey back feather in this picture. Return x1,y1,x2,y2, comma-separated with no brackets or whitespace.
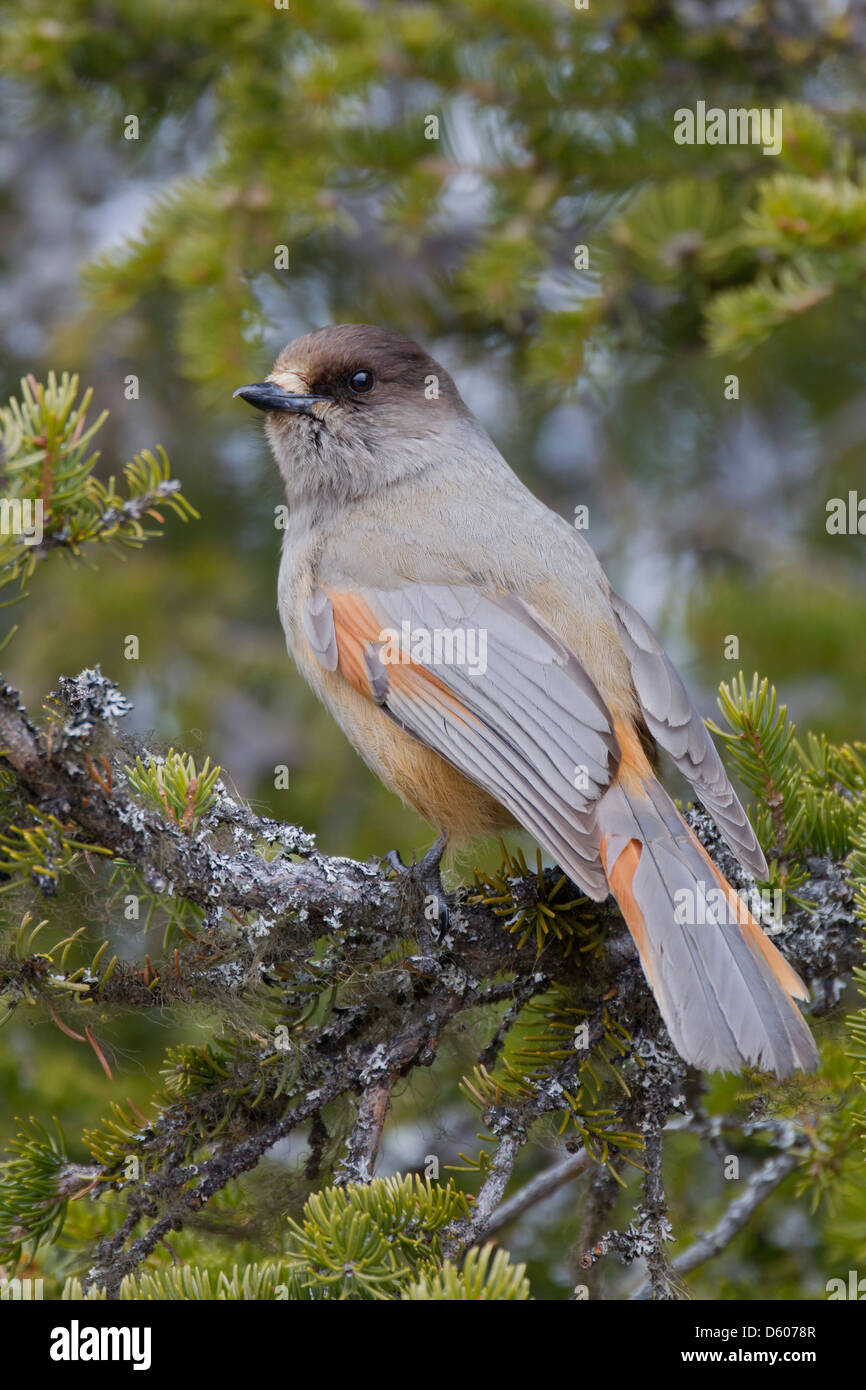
609,591,769,880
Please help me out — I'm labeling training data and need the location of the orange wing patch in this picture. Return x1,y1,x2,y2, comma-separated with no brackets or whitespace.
325,590,478,727
327,591,383,697
600,833,660,995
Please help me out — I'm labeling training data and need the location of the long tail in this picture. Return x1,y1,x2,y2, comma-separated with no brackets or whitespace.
597,770,817,1077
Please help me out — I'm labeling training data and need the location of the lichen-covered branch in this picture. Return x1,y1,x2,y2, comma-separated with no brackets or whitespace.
0,667,862,1297
629,1150,801,1300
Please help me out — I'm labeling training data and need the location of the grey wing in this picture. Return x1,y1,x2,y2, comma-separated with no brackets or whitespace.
302,586,339,670
305,583,621,899
609,590,768,879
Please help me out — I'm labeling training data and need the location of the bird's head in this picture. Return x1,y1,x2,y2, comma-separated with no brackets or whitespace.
234,323,473,505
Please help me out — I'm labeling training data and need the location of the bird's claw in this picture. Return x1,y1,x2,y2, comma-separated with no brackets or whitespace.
381,833,450,938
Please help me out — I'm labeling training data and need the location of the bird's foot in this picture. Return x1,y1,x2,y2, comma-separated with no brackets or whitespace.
381,831,450,945
415,832,450,935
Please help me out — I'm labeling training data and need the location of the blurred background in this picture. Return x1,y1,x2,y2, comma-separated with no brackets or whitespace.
0,0,864,1298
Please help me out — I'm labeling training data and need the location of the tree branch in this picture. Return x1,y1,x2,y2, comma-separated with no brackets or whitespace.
0,668,859,1296
483,1147,593,1236
629,1150,800,1300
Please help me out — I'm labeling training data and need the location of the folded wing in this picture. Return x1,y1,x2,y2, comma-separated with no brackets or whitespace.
307,582,620,898
609,591,768,880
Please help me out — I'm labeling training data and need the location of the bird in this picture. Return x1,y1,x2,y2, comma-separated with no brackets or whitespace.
234,323,818,1078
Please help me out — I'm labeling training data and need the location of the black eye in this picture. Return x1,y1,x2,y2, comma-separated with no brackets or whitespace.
348,368,375,394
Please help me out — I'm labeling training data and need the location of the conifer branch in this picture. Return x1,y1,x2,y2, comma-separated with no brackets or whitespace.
0,664,861,1298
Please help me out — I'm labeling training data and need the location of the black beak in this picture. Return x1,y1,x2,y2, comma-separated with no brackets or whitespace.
232,382,331,416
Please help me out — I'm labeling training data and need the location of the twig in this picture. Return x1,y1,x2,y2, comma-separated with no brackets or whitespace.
84,1025,114,1080
444,1128,525,1257
86,966,508,1293
629,1150,799,1299
483,1147,593,1235
640,1127,678,1300
478,972,549,1071
336,1078,395,1185
575,1165,624,1297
